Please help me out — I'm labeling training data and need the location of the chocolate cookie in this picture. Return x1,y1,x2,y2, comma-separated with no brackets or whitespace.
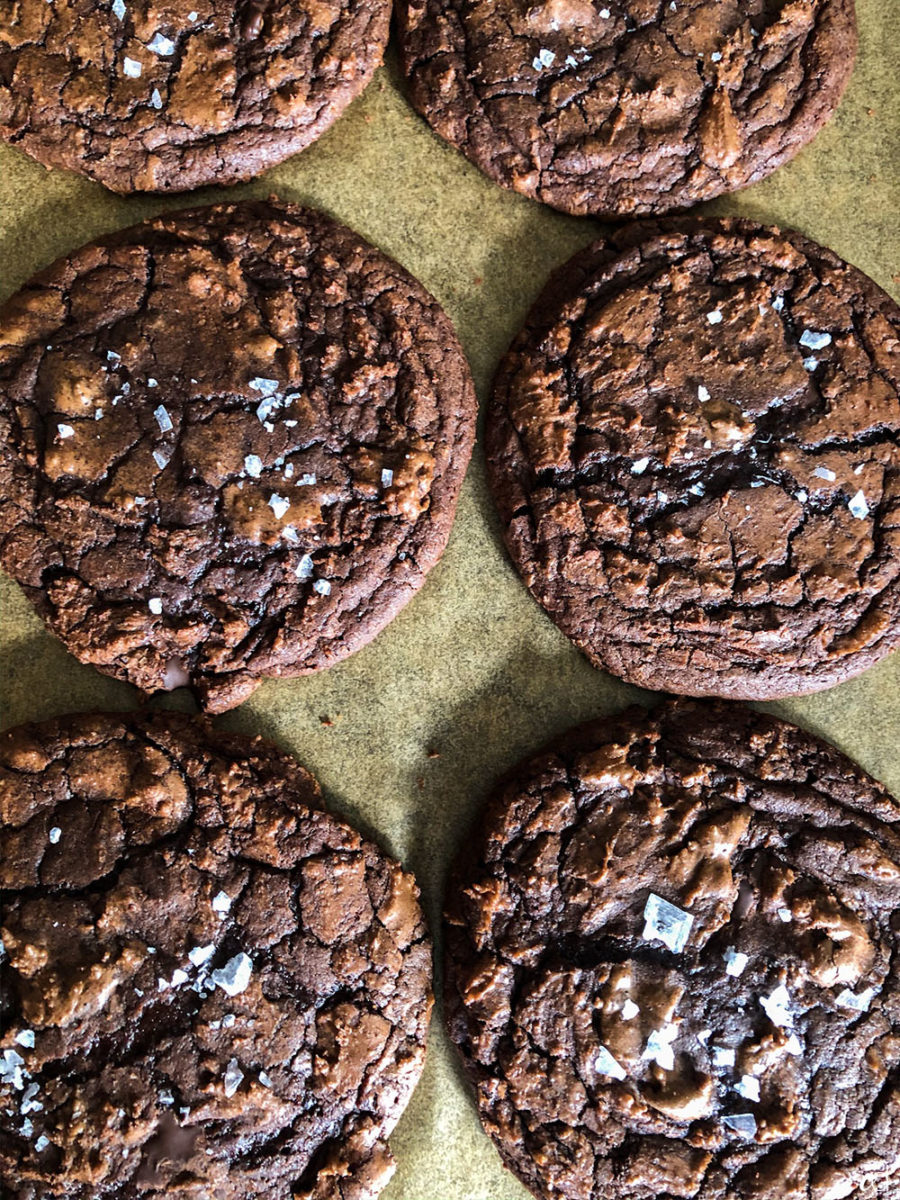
398,0,856,218
0,710,432,1200
445,698,900,1200
487,218,900,699
0,199,476,712
0,0,390,193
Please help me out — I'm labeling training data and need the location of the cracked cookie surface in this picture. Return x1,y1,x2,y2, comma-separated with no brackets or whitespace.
0,0,391,193
487,218,900,699
0,199,477,712
0,710,433,1200
445,698,900,1200
398,0,856,217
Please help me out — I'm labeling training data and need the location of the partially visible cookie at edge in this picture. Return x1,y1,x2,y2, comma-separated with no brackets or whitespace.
0,0,391,193
445,698,900,1200
487,217,900,699
398,0,856,217
0,198,477,712
0,709,433,1200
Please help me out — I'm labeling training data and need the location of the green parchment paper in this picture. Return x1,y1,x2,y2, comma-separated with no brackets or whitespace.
1,4,899,1195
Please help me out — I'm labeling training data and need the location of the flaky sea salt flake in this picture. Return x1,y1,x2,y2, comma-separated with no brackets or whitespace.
295,554,314,580
722,1113,757,1137
223,1058,243,1097
848,490,869,520
836,986,876,1013
642,1025,678,1072
147,31,175,55
189,944,215,968
642,893,693,953
594,1045,626,1080
268,494,290,521
211,952,253,997
248,376,279,395
736,1074,760,1102
724,948,748,977
799,329,832,351
760,984,793,1028
1,1049,26,1089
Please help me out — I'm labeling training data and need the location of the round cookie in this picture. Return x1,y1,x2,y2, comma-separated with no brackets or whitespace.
0,0,391,193
445,698,900,1200
487,218,900,699
0,199,476,712
0,710,432,1200
398,0,856,218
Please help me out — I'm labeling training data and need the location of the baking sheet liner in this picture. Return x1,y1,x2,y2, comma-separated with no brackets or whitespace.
1,9,899,1195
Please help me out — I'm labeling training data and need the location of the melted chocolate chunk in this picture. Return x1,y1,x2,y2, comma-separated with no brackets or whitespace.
487,218,900,699
0,711,432,1200
445,699,900,1200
